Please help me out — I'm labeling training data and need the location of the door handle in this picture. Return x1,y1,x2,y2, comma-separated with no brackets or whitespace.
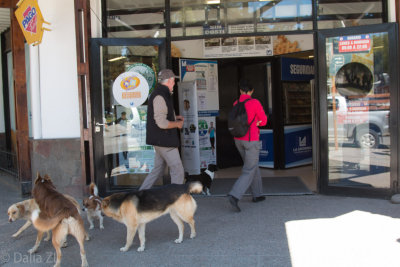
95,122,105,126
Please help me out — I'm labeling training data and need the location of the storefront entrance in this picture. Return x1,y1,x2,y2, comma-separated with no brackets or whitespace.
89,24,399,198
90,38,167,195
318,23,399,197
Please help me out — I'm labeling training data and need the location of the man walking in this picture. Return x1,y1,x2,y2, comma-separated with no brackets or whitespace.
139,69,185,190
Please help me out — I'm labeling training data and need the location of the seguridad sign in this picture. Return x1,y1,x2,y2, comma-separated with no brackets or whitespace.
14,0,51,46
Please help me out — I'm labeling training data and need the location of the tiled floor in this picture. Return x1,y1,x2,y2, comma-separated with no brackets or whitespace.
215,164,317,192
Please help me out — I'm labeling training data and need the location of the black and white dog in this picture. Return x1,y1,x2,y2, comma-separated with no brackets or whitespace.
185,164,218,195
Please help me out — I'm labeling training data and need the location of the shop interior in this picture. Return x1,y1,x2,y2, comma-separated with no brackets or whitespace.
172,50,317,193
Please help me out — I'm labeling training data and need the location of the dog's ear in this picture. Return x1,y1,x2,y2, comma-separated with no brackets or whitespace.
43,174,51,182
34,172,41,184
101,198,110,208
16,204,25,215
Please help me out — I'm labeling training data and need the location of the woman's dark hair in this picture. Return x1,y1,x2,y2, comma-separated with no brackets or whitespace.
239,79,253,93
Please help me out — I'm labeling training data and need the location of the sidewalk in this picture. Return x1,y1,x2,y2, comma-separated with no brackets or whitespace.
1,170,400,267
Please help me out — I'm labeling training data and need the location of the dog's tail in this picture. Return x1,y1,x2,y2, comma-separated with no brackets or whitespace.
187,182,203,194
31,209,65,232
89,183,99,196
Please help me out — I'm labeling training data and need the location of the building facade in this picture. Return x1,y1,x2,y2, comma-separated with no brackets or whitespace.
0,0,399,199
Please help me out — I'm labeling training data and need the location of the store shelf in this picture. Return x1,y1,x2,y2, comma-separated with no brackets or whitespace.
282,82,312,125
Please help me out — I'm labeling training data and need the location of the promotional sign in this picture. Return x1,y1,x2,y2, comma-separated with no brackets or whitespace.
179,59,219,172
112,71,149,109
198,117,217,168
284,125,312,168
204,36,273,58
180,59,219,113
126,63,156,94
259,130,274,168
337,35,371,53
15,0,51,46
178,81,201,175
281,57,314,81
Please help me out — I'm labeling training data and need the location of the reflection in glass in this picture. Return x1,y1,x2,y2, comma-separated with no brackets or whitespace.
318,1,382,29
169,0,312,36
326,32,390,189
101,45,159,187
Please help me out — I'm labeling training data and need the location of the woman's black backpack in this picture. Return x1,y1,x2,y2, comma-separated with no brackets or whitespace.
228,98,255,137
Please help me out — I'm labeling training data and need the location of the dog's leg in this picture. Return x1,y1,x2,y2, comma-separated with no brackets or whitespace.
28,231,44,254
120,224,138,252
206,188,211,196
137,223,146,252
98,212,104,229
52,222,69,267
12,220,31,238
44,231,51,241
84,230,90,241
170,211,184,243
87,213,94,230
69,219,89,267
176,198,197,239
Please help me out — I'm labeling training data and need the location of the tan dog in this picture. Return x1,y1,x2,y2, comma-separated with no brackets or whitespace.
101,182,202,252
8,194,81,254
82,183,104,230
31,173,89,267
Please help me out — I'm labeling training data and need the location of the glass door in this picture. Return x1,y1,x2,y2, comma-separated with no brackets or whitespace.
90,38,166,195
318,23,398,197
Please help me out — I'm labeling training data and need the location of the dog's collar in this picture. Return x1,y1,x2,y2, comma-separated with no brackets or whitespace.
204,169,215,180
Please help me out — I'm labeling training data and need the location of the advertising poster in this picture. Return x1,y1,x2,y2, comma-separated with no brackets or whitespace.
259,130,274,168
179,59,219,172
180,59,219,114
284,125,312,168
203,34,313,58
178,81,201,175
204,36,273,58
198,117,217,168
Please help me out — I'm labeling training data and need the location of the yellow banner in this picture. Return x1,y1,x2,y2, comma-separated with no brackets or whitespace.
15,0,50,46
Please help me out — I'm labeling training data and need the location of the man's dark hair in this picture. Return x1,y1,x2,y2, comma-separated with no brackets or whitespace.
239,79,253,93
121,112,126,115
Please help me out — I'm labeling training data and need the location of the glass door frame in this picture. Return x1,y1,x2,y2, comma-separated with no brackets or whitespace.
317,23,399,198
90,38,167,196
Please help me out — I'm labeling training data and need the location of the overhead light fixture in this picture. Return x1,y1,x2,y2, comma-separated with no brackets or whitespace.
108,56,126,62
207,0,220,4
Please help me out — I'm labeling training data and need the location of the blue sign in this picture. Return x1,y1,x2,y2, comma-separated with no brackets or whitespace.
284,125,312,168
281,57,314,81
203,25,225,35
259,130,274,168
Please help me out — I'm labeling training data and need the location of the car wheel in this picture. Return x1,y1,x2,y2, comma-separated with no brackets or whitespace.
356,129,379,149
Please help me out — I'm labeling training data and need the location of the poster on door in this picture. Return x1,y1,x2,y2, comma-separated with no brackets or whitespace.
178,81,201,175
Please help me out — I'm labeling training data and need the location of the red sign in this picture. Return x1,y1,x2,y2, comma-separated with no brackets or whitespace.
338,38,371,53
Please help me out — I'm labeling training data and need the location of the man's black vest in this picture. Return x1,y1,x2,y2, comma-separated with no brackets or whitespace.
146,83,180,147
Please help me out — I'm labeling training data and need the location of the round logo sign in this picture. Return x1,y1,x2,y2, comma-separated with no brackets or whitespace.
113,71,149,108
126,63,156,94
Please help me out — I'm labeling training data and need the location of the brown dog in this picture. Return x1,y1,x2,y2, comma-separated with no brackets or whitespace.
31,173,89,267
101,182,202,252
82,183,104,230
8,194,81,254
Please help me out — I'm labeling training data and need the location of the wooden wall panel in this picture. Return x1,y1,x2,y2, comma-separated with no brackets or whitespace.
11,0,31,193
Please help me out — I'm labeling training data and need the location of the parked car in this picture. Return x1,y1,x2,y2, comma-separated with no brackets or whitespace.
327,95,389,148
